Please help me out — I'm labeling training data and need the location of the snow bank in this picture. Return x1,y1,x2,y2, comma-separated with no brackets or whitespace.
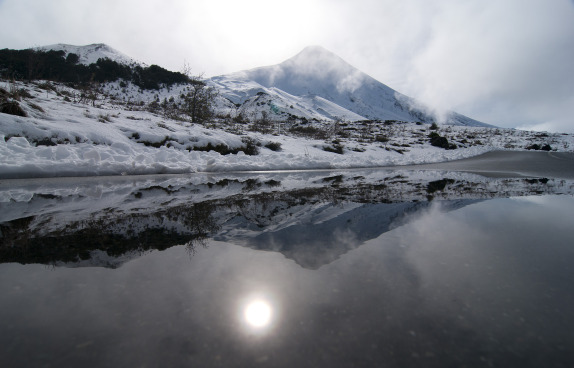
0,132,494,178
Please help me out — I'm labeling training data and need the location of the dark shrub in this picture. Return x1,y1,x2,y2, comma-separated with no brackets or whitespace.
289,125,328,139
429,131,456,149
264,141,282,151
191,138,259,156
241,138,260,156
264,179,281,187
323,143,344,154
35,137,56,146
526,144,541,150
0,101,27,116
375,135,389,143
18,88,33,98
192,142,233,155
526,143,551,151
430,135,449,148
427,178,455,193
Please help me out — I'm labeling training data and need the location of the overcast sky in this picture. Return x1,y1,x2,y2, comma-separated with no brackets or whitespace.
1,0,573,132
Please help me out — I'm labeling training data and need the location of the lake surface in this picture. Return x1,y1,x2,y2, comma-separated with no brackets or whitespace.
1,164,574,367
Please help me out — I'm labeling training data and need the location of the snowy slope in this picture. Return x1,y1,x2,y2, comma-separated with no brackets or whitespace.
212,46,491,127
34,43,143,67
1,77,573,179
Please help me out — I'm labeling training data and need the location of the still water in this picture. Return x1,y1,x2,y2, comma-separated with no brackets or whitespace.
1,171,574,367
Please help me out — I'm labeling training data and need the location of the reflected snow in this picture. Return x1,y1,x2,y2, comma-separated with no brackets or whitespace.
1,170,574,367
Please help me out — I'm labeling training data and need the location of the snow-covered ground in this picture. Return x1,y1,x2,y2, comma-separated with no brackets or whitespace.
1,78,573,179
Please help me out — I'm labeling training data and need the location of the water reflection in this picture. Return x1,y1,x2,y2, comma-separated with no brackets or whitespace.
2,169,573,268
0,193,573,367
244,300,272,328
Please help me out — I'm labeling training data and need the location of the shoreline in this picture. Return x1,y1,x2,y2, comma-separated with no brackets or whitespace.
2,150,574,184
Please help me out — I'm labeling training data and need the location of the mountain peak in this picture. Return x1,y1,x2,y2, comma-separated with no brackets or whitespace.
294,45,336,58
281,45,355,75
213,46,491,127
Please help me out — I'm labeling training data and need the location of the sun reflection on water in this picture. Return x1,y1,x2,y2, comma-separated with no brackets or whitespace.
244,299,272,328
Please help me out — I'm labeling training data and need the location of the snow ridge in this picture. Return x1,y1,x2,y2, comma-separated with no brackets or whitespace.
34,43,143,67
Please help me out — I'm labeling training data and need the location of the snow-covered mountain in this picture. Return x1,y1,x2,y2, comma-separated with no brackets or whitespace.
211,46,491,127
2,43,572,179
34,43,142,67
25,43,494,126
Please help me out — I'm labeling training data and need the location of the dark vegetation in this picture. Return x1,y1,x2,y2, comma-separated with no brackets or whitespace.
189,138,260,156
0,100,26,116
0,201,219,264
264,141,282,151
288,124,329,140
526,143,552,151
427,178,456,193
0,84,28,117
429,131,457,150
323,141,345,154
0,48,188,90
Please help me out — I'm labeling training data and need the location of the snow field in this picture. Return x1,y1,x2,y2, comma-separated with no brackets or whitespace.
1,79,573,179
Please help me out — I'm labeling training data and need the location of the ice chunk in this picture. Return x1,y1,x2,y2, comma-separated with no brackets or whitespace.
83,149,101,163
55,145,71,160
7,137,30,149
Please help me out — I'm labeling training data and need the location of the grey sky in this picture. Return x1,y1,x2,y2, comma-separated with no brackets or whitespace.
1,0,573,132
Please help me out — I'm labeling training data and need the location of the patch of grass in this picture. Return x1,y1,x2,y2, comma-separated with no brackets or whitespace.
18,88,34,99
375,135,389,143
27,102,45,113
289,125,329,140
0,101,27,117
323,141,344,154
98,114,112,123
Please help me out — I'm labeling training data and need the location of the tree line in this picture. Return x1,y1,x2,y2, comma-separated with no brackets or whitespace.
0,48,189,90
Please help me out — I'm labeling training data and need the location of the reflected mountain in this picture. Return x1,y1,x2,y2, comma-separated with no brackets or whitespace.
1,169,573,268
217,200,475,269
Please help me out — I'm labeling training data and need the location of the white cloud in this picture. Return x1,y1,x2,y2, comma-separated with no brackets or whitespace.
0,0,573,132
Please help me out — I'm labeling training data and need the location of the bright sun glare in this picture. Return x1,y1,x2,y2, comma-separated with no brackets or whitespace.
244,300,272,328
